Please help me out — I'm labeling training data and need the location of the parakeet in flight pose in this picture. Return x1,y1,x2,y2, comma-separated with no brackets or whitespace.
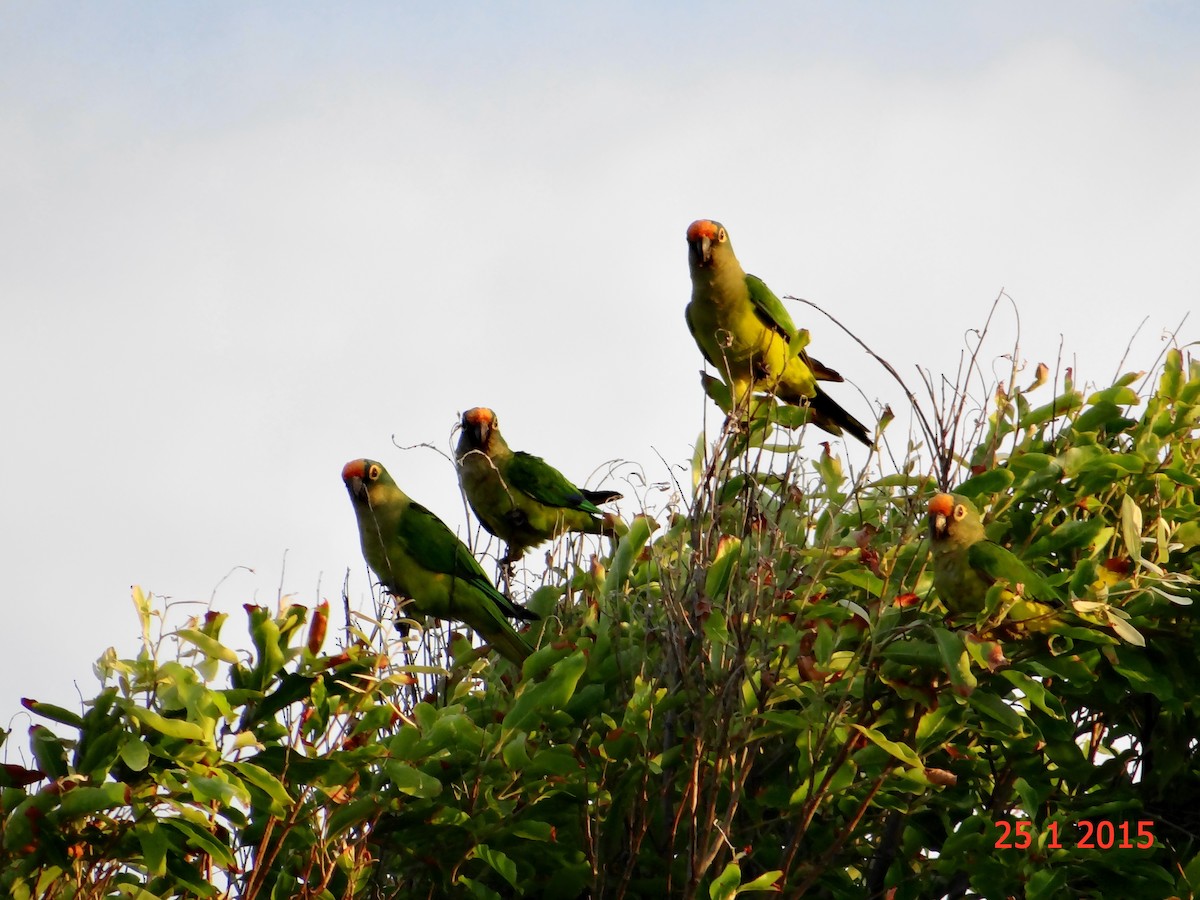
927,492,1053,618
342,458,537,664
455,407,622,564
684,218,871,444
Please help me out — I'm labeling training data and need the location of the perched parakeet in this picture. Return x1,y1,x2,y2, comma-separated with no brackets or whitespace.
685,219,871,444
455,407,622,563
342,458,537,665
927,492,1053,617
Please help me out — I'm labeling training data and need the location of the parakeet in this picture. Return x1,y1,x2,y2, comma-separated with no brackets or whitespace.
685,218,871,444
342,458,537,665
927,492,1053,617
455,407,622,563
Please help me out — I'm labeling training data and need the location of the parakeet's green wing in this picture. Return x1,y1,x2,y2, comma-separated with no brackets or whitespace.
507,452,602,514
967,541,1054,599
685,304,719,368
745,275,798,342
395,502,535,621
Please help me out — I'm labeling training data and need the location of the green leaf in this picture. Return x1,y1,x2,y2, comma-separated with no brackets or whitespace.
1175,520,1200,551
915,704,966,752
1120,494,1144,561
29,725,69,779
385,761,443,799
968,691,1024,732
52,783,130,818
832,567,886,598
22,699,84,729
605,515,659,594
772,404,815,430
851,725,921,768
188,771,250,807
128,706,207,743
956,467,1014,498
710,862,741,900
1087,384,1141,407
932,628,977,697
459,877,503,900
998,670,1064,719
739,871,783,893
118,735,150,772
1028,516,1106,556
787,326,811,358
1018,391,1083,428
704,537,742,599
174,628,240,664
700,372,733,414
510,820,555,842
136,821,169,877
472,844,519,890
703,610,729,647
230,761,294,812
503,651,588,732
163,816,236,868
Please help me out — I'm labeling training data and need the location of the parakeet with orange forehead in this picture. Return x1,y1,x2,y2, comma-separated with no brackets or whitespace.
685,218,871,444
455,407,622,563
927,492,1053,616
342,458,536,665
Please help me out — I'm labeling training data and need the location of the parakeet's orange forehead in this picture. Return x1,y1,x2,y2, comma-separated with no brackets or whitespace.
463,407,496,425
687,219,722,241
342,459,367,481
928,493,955,516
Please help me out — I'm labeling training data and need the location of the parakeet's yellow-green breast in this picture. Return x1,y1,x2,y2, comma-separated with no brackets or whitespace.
341,458,537,665
684,219,871,444
927,492,1053,618
455,407,622,563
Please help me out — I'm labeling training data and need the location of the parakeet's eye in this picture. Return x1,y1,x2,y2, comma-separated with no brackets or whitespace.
953,504,967,521
717,227,727,242
368,464,381,481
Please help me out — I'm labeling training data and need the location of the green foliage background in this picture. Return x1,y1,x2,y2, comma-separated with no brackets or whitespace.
4,341,1200,899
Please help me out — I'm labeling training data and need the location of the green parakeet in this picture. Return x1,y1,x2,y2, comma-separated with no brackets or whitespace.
342,458,537,665
455,407,622,563
927,492,1053,618
685,219,871,445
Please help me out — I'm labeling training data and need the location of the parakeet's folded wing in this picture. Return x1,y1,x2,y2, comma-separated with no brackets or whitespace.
506,451,605,515
745,274,798,341
966,540,1054,601
396,501,537,622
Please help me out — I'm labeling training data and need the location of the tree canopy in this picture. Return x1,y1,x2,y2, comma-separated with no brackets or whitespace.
4,337,1200,899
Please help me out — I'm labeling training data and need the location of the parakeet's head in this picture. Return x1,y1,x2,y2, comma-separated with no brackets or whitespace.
927,493,982,545
686,219,731,269
342,458,391,506
459,407,499,452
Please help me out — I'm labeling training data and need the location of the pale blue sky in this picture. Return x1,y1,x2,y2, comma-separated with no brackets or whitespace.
2,3,1198,733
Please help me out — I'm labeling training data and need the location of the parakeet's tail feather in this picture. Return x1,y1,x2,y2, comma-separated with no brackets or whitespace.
806,389,872,446
581,488,622,505
806,354,845,383
497,595,540,622
483,624,535,665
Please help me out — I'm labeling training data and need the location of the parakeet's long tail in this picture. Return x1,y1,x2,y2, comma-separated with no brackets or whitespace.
806,388,872,446
481,622,535,665
581,488,622,505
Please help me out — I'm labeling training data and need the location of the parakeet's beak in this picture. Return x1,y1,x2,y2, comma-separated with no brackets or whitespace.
342,460,368,501
467,419,491,448
689,235,713,267
930,512,947,539
345,475,366,500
